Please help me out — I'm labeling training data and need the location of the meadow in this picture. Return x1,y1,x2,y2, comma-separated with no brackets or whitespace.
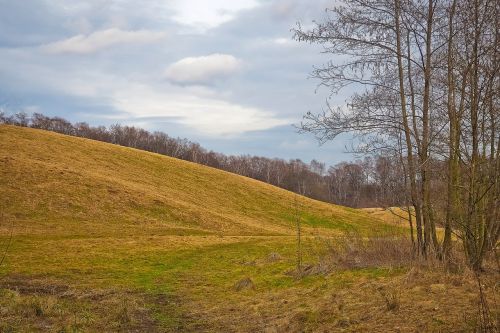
0,125,497,332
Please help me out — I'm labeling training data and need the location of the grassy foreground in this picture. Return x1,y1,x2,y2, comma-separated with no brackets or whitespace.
0,125,497,332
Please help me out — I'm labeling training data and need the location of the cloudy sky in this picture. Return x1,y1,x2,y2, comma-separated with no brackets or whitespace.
0,0,353,165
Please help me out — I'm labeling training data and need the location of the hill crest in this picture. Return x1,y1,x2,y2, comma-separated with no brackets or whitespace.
0,125,389,237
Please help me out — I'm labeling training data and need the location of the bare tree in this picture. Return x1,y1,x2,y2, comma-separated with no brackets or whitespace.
293,0,499,268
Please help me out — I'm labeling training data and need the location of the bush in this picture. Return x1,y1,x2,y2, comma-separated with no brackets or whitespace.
318,232,414,272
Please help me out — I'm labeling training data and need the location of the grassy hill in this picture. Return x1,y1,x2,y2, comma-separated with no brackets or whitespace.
0,125,389,238
1,125,492,332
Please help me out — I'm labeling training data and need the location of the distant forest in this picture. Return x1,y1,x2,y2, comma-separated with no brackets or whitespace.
1,111,407,208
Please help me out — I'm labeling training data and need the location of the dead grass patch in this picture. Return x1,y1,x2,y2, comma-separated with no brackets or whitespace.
0,275,160,332
178,264,498,332
312,232,414,274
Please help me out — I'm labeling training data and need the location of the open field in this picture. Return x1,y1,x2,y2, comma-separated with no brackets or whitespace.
0,125,498,332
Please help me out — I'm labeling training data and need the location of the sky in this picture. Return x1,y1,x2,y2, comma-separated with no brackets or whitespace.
0,0,354,166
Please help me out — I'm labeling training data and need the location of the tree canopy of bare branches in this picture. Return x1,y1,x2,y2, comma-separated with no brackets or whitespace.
294,0,499,269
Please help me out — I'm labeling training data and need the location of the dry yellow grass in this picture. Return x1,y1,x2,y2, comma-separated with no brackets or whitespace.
0,125,497,332
362,207,412,225
0,125,391,238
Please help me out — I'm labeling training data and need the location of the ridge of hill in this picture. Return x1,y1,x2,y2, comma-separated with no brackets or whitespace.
0,125,390,238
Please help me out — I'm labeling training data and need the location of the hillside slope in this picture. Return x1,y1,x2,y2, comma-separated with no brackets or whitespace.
0,125,387,237
2,125,490,333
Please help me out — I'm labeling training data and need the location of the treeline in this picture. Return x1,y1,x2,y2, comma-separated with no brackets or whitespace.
0,111,406,208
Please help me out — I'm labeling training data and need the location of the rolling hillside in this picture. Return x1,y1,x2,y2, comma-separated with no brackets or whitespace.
0,125,413,332
0,124,389,238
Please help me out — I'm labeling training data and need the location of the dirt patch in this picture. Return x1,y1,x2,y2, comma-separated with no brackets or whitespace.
0,274,160,332
0,274,70,296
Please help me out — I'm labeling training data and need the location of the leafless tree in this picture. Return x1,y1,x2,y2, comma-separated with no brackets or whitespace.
293,0,499,268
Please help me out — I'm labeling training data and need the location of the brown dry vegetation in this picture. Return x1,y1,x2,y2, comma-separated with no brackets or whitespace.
362,207,413,226
0,125,498,332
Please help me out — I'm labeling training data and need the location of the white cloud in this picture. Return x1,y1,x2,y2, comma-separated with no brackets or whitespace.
165,54,242,84
110,84,289,136
41,28,167,54
170,0,259,31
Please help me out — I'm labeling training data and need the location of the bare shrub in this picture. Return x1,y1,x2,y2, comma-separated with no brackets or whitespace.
117,302,131,327
318,232,414,272
472,272,498,333
312,230,473,276
30,298,44,317
378,288,401,312
233,277,255,291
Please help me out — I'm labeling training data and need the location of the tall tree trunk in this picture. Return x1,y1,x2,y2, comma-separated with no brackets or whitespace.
443,0,458,261
420,0,440,257
395,0,424,256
